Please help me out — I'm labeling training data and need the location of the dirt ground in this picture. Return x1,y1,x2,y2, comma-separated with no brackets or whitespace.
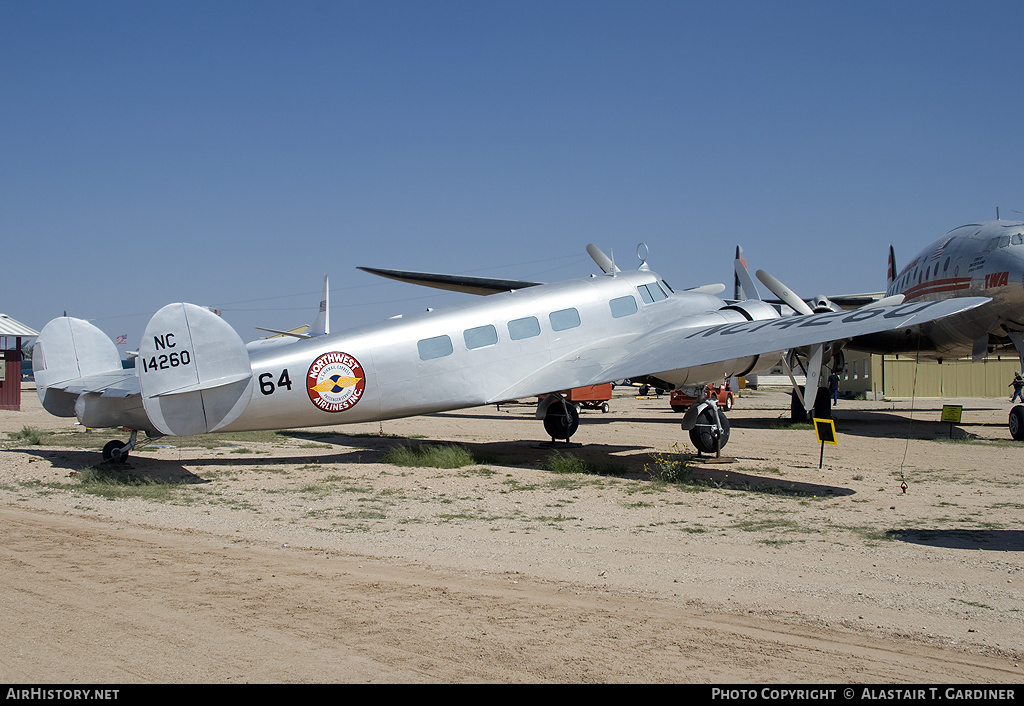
1,382,1022,683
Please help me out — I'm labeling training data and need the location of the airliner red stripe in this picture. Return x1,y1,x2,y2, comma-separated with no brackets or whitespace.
901,277,972,301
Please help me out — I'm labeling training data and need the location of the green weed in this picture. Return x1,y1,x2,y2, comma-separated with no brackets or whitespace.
382,443,475,468
9,426,47,445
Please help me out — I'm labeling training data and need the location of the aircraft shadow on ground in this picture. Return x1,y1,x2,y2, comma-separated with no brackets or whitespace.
16,430,854,498
887,528,1024,551
729,409,1005,441
438,405,1009,443
678,462,855,497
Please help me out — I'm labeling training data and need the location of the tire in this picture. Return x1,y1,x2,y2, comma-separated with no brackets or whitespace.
723,394,734,411
791,387,831,421
812,387,832,420
790,388,807,422
1010,406,1024,440
543,399,580,441
102,439,128,463
601,402,610,413
689,407,730,454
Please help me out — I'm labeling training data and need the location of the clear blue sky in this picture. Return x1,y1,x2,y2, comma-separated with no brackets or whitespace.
3,0,1023,345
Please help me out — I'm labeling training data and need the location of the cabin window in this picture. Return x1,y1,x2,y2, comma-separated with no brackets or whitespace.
508,316,541,340
609,295,638,318
1013,233,1023,246
464,324,498,350
944,257,950,272
660,279,674,293
417,335,453,360
549,308,581,331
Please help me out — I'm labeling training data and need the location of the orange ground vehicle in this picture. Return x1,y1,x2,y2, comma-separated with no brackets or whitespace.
540,383,613,413
670,381,733,413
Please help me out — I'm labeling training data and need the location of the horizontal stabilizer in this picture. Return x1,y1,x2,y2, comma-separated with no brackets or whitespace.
139,303,254,436
358,266,542,296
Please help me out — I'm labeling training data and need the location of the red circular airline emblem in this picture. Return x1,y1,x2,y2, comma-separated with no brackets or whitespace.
306,352,366,413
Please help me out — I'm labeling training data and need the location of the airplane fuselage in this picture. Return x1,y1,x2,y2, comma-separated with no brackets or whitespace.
220,269,781,433
852,220,1024,360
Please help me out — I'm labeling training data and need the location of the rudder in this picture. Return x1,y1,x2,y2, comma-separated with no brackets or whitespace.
33,317,123,417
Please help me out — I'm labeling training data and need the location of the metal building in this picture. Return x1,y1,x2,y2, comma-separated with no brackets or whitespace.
0,314,39,411
840,349,1021,399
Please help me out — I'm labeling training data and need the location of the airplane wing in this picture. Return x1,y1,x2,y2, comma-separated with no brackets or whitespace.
358,266,542,296
488,297,990,402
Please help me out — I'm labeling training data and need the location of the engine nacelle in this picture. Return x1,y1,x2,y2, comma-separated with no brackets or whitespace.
74,392,156,433
718,299,781,322
809,295,840,313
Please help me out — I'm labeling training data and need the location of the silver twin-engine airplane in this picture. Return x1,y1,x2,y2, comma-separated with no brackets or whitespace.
32,244,987,462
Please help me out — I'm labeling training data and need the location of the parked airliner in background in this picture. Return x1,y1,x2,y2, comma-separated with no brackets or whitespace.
740,219,1024,438
32,245,985,462
851,219,1024,368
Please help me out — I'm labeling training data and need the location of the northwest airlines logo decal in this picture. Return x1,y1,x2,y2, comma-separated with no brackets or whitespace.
306,352,365,412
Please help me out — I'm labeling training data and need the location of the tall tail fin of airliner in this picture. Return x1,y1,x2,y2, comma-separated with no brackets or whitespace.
138,303,254,436
733,245,760,301
887,245,898,288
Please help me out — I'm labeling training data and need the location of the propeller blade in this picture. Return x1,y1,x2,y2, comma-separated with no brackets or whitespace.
755,270,814,316
586,244,620,274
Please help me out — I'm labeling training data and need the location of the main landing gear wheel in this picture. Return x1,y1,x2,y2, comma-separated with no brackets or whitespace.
1010,406,1024,440
689,407,730,454
102,439,129,464
543,399,580,442
790,387,832,422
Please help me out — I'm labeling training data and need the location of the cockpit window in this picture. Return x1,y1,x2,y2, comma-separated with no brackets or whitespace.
637,283,668,303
